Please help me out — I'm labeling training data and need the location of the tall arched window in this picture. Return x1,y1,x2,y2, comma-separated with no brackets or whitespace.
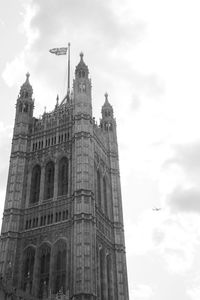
107,254,112,299
58,157,69,196
103,177,108,216
30,165,41,204
53,240,67,294
97,169,101,208
44,161,54,200
100,248,104,300
38,245,51,299
22,247,35,293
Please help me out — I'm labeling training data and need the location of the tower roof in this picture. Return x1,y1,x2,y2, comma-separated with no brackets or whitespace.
20,73,33,97
102,93,113,111
75,52,89,77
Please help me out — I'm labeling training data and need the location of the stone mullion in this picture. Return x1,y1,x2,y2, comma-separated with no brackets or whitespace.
54,161,59,199
25,166,32,206
32,247,40,297
97,246,101,299
39,166,45,202
104,251,109,300
108,254,114,300
49,247,54,294
101,248,107,300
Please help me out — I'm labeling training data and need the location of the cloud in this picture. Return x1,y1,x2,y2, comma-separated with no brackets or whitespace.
166,142,200,178
133,284,154,299
127,209,200,274
167,187,200,214
187,287,200,300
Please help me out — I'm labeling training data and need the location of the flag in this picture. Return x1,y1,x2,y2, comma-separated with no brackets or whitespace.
49,47,68,55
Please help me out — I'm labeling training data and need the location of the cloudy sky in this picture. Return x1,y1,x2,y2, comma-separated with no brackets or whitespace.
1,0,200,299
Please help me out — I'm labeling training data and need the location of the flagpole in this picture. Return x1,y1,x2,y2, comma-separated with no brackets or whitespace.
67,42,70,97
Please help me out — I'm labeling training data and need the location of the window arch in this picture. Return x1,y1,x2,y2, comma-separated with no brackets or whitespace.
22,247,35,293
30,165,41,204
97,169,101,208
103,177,108,216
44,161,54,200
58,157,69,196
38,244,51,299
106,254,112,299
53,240,67,294
100,248,104,300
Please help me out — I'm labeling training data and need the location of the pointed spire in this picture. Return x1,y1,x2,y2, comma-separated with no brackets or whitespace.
80,52,84,61
102,92,112,108
56,94,59,106
75,52,89,78
101,92,113,118
26,72,30,82
19,72,33,98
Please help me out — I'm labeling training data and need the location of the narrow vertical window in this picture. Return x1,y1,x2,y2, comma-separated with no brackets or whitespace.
97,169,101,208
100,249,104,300
58,157,69,196
107,254,112,299
54,241,67,294
103,177,108,216
44,161,54,200
30,165,41,204
38,245,51,299
22,247,35,293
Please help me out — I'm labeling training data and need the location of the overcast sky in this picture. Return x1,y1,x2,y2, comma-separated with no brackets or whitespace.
1,0,200,299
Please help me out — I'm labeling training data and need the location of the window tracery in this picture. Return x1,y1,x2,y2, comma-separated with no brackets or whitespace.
97,169,101,208
58,157,69,196
53,240,67,294
38,245,51,299
22,247,35,293
44,161,54,200
30,165,41,204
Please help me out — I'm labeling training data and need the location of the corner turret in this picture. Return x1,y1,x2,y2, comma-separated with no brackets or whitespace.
73,53,92,116
100,93,115,132
15,73,34,124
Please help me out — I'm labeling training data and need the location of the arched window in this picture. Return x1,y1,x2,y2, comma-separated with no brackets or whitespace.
19,103,23,112
97,169,101,208
30,165,41,204
100,249,104,300
38,245,51,299
44,161,54,200
58,157,69,196
53,240,67,294
103,177,108,216
107,254,112,299
22,247,35,293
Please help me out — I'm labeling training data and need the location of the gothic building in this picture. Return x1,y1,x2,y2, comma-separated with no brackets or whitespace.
0,54,129,300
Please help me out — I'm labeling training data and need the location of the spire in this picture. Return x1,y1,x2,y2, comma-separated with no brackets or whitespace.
101,92,113,118
75,52,89,79
19,72,33,99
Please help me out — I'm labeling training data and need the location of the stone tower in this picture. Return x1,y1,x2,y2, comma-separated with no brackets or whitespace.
0,54,129,300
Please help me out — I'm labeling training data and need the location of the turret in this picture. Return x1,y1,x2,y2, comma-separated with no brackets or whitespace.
15,73,34,125
73,53,92,116
100,93,116,132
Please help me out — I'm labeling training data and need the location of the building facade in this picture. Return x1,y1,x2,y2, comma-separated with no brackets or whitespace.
0,54,129,300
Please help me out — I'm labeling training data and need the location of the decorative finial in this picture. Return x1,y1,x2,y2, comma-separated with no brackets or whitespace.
80,52,84,60
26,72,30,81
105,92,108,101
44,106,46,113
56,94,59,105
